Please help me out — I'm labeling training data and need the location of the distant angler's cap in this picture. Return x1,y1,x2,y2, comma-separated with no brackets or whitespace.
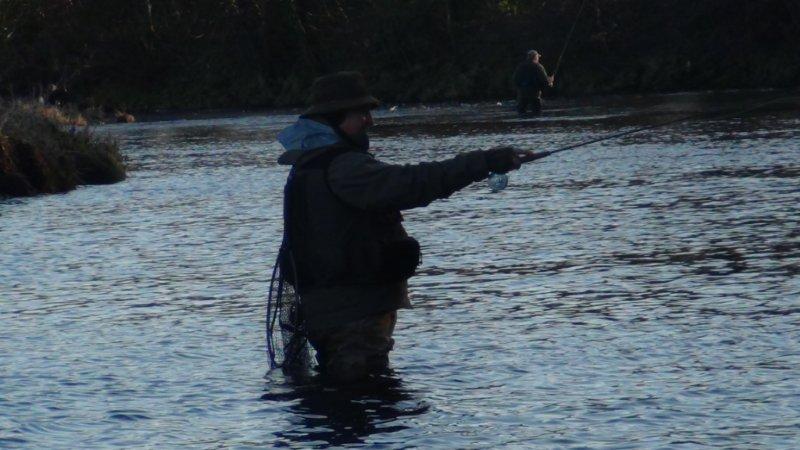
527,49,540,58
303,71,380,116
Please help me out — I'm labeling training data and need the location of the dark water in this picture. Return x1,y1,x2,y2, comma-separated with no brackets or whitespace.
2,92,799,448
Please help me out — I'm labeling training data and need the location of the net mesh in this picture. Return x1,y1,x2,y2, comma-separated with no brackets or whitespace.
266,251,311,371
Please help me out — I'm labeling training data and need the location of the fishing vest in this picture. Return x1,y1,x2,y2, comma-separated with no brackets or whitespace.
280,144,417,329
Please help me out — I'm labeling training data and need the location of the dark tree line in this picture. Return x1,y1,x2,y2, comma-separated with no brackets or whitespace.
1,0,798,111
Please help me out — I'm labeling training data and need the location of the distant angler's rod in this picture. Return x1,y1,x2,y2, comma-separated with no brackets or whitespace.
552,0,588,78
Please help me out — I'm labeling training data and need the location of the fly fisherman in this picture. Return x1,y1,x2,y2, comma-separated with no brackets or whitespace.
513,49,554,117
275,72,531,383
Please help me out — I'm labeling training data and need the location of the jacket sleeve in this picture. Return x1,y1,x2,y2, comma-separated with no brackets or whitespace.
327,150,490,211
535,63,550,88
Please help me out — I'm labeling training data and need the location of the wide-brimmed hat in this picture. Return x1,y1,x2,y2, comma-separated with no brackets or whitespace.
303,71,380,116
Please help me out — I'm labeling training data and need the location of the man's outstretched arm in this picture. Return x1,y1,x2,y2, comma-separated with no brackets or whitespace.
327,148,522,211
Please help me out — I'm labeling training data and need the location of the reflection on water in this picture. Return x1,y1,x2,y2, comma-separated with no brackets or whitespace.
264,371,427,448
1,91,799,448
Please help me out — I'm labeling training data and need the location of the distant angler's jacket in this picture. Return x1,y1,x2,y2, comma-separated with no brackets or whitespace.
513,60,550,91
277,118,492,330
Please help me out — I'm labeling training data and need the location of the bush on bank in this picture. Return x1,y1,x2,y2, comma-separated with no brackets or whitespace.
0,102,125,198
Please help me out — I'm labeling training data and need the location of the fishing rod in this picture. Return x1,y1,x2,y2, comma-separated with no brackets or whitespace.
552,0,588,78
486,94,797,191
518,95,800,165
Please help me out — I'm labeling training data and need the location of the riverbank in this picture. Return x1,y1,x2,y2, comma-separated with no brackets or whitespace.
0,102,126,198
91,88,797,129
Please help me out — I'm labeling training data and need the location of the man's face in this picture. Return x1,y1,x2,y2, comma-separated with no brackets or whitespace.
532,53,540,63
339,109,374,139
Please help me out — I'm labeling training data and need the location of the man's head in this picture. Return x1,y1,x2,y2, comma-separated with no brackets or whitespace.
304,72,379,142
337,107,374,138
527,49,541,63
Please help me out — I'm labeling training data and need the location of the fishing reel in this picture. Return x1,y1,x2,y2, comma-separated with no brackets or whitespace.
488,172,509,192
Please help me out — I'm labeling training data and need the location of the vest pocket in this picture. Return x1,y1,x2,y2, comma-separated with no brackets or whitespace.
378,237,421,282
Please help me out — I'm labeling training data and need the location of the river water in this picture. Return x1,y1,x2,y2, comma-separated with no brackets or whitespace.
1,92,799,448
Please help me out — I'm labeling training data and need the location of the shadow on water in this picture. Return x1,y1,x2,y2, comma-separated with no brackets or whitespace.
262,370,428,448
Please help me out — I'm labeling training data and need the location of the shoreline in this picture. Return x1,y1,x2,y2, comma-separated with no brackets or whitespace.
107,87,799,125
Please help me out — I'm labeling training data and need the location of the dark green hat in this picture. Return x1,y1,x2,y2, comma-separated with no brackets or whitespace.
303,71,380,115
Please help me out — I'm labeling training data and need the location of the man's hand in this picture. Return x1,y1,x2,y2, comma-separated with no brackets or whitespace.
547,75,555,87
484,146,530,173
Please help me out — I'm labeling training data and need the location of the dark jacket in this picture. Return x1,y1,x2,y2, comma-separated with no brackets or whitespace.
513,61,550,90
277,118,490,330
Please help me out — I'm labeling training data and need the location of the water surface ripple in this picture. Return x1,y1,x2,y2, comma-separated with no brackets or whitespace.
1,93,799,448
